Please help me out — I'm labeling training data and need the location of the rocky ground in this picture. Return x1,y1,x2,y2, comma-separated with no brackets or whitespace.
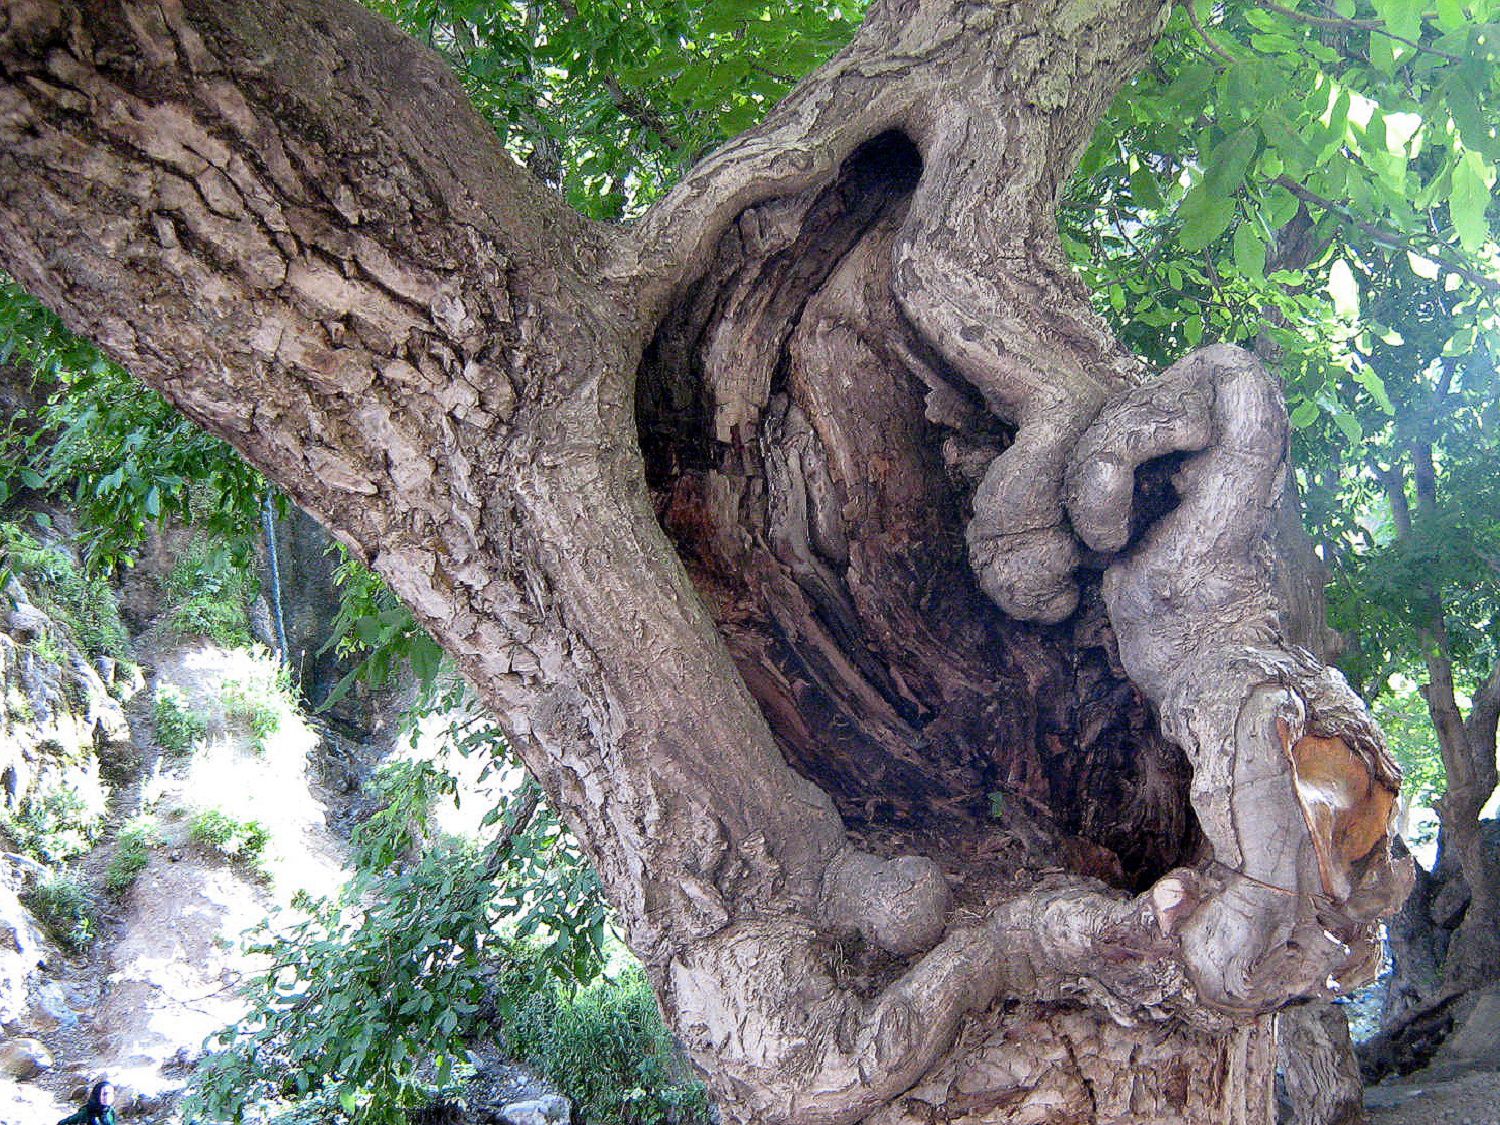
1366,985,1500,1125
1368,1068,1500,1125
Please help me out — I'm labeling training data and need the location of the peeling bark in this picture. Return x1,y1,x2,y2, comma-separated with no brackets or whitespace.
0,0,1413,1121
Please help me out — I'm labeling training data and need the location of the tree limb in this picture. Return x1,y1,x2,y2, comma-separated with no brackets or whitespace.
1275,177,1500,295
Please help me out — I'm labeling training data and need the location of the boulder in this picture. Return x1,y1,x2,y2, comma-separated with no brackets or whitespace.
0,1035,54,1078
499,1094,571,1125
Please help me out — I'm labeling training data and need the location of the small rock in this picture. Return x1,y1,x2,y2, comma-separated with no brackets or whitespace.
0,1036,55,1078
29,979,80,1031
499,1094,571,1125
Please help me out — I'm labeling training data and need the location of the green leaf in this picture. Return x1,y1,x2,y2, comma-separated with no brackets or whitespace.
1232,223,1266,281
1355,367,1395,413
1372,0,1424,41
1290,400,1321,428
1203,127,1260,197
1179,184,1236,251
1129,164,1166,210
1449,150,1494,252
1436,0,1466,28
1262,183,1300,229
1328,259,1361,320
1450,77,1500,160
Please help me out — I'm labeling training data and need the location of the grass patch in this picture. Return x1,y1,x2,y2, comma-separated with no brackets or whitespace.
105,815,162,895
153,684,208,757
220,665,288,754
188,808,271,872
0,520,129,659
162,536,257,646
23,871,97,953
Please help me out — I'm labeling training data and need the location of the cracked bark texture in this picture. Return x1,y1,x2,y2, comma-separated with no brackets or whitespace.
0,1,1411,1122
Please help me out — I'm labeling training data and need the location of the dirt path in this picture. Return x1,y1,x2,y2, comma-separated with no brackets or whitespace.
1368,1068,1500,1125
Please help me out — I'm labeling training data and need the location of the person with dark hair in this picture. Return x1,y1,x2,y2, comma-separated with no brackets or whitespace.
57,1079,116,1125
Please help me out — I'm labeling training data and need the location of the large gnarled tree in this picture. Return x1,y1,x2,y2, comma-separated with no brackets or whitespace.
0,0,1412,1119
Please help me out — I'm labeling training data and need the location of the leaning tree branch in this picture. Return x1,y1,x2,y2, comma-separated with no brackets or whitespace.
1465,659,1500,757
1256,0,1467,62
1275,177,1500,295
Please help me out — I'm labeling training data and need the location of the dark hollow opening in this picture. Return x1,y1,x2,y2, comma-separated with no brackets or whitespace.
635,131,1199,895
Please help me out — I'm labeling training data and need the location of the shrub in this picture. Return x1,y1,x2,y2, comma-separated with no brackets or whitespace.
0,520,129,658
153,684,207,757
0,785,99,864
162,536,257,646
105,816,162,895
188,808,270,870
23,871,96,953
500,965,710,1125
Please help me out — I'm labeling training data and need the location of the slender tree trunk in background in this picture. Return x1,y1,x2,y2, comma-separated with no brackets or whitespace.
0,1,1412,1120
1379,449,1500,998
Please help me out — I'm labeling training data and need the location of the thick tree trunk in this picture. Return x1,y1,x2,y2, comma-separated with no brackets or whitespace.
0,1,1411,1121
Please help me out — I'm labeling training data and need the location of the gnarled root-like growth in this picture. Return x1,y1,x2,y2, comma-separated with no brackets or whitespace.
1067,345,1411,1012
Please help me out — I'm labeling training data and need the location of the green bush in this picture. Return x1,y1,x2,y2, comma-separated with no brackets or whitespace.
153,684,207,757
0,520,128,658
163,536,257,646
23,871,96,953
501,965,710,1125
188,808,270,870
0,785,99,864
105,816,162,895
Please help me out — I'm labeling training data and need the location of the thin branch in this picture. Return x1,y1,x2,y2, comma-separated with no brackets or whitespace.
1257,0,1467,62
1274,176,1500,296
1181,0,1239,63
482,783,543,880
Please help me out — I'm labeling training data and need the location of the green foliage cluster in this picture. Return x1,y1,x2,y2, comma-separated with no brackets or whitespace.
500,961,710,1125
189,836,502,1124
1065,0,1498,425
105,815,163,896
0,277,267,575
1372,684,1447,806
188,808,271,870
23,871,97,953
220,663,292,754
0,519,128,659
162,536,258,646
188,724,616,1125
153,684,208,758
0,785,99,866
367,0,861,219
1064,0,1499,805
322,548,446,707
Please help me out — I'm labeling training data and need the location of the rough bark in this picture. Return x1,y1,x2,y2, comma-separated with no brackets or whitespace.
1279,1002,1368,1125
0,1,1412,1122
